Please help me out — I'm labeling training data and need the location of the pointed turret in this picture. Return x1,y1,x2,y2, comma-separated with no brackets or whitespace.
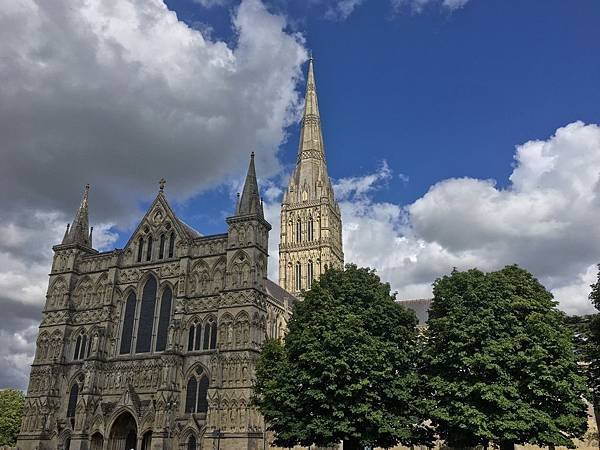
62,184,92,248
237,152,264,218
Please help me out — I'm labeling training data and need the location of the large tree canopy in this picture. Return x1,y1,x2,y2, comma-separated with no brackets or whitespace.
254,265,430,450
423,265,588,450
0,389,24,447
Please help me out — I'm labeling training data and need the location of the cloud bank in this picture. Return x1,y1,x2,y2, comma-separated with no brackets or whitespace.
0,0,306,389
336,121,600,316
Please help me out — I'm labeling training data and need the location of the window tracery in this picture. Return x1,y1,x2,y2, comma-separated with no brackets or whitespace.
185,367,209,414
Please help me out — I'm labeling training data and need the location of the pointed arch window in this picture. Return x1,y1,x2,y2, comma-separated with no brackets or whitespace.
146,236,153,261
120,292,136,354
137,237,144,263
203,318,217,350
66,382,79,422
295,262,302,291
73,331,88,361
159,234,166,260
296,218,302,243
188,324,196,352
188,321,203,352
168,232,175,258
155,286,172,352
135,277,157,353
307,260,314,289
185,368,209,414
308,217,314,241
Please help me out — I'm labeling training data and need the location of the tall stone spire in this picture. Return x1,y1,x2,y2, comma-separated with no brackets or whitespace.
297,56,325,161
237,152,264,219
279,57,344,297
62,184,92,248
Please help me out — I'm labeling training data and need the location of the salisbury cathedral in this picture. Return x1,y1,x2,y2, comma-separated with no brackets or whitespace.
16,59,343,450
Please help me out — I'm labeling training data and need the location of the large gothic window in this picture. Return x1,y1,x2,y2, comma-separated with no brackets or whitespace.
120,292,136,354
295,262,302,291
202,318,217,350
136,277,157,353
155,286,172,352
307,260,314,289
66,382,79,421
185,368,209,414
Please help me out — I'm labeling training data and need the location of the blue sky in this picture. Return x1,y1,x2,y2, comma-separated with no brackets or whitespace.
160,0,600,234
2,0,600,388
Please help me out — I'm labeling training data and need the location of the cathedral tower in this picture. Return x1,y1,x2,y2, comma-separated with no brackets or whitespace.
279,57,344,296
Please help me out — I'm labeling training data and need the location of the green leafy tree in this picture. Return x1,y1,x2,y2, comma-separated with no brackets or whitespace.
254,265,431,450
0,389,25,446
423,265,588,450
588,265,600,442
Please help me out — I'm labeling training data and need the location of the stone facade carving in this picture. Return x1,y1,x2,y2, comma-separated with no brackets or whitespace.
18,158,293,450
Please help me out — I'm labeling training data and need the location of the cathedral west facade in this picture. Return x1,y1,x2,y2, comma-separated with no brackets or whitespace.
17,58,343,450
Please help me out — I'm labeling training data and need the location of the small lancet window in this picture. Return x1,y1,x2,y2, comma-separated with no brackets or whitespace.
73,331,87,361
137,237,144,263
185,370,209,414
66,382,79,420
308,217,314,241
146,236,153,261
168,232,175,258
307,260,314,289
295,262,302,291
159,234,166,259
296,219,302,243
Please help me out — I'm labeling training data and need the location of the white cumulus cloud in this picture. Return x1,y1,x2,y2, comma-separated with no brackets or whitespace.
336,121,600,316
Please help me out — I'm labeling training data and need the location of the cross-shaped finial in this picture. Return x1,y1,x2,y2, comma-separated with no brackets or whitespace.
159,178,166,191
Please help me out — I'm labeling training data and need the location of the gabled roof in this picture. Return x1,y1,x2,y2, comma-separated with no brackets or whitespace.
123,188,201,250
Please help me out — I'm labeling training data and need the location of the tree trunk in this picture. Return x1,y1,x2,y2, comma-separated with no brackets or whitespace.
499,442,514,450
342,439,362,450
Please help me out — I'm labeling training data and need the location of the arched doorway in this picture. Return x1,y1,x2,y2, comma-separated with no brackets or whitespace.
91,432,104,450
109,411,137,450
141,431,152,450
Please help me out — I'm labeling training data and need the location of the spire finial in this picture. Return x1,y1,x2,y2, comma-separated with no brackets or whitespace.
62,183,92,247
308,50,313,62
159,178,166,191
236,153,264,218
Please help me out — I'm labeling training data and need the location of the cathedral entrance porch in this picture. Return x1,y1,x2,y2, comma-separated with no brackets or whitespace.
109,412,138,450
